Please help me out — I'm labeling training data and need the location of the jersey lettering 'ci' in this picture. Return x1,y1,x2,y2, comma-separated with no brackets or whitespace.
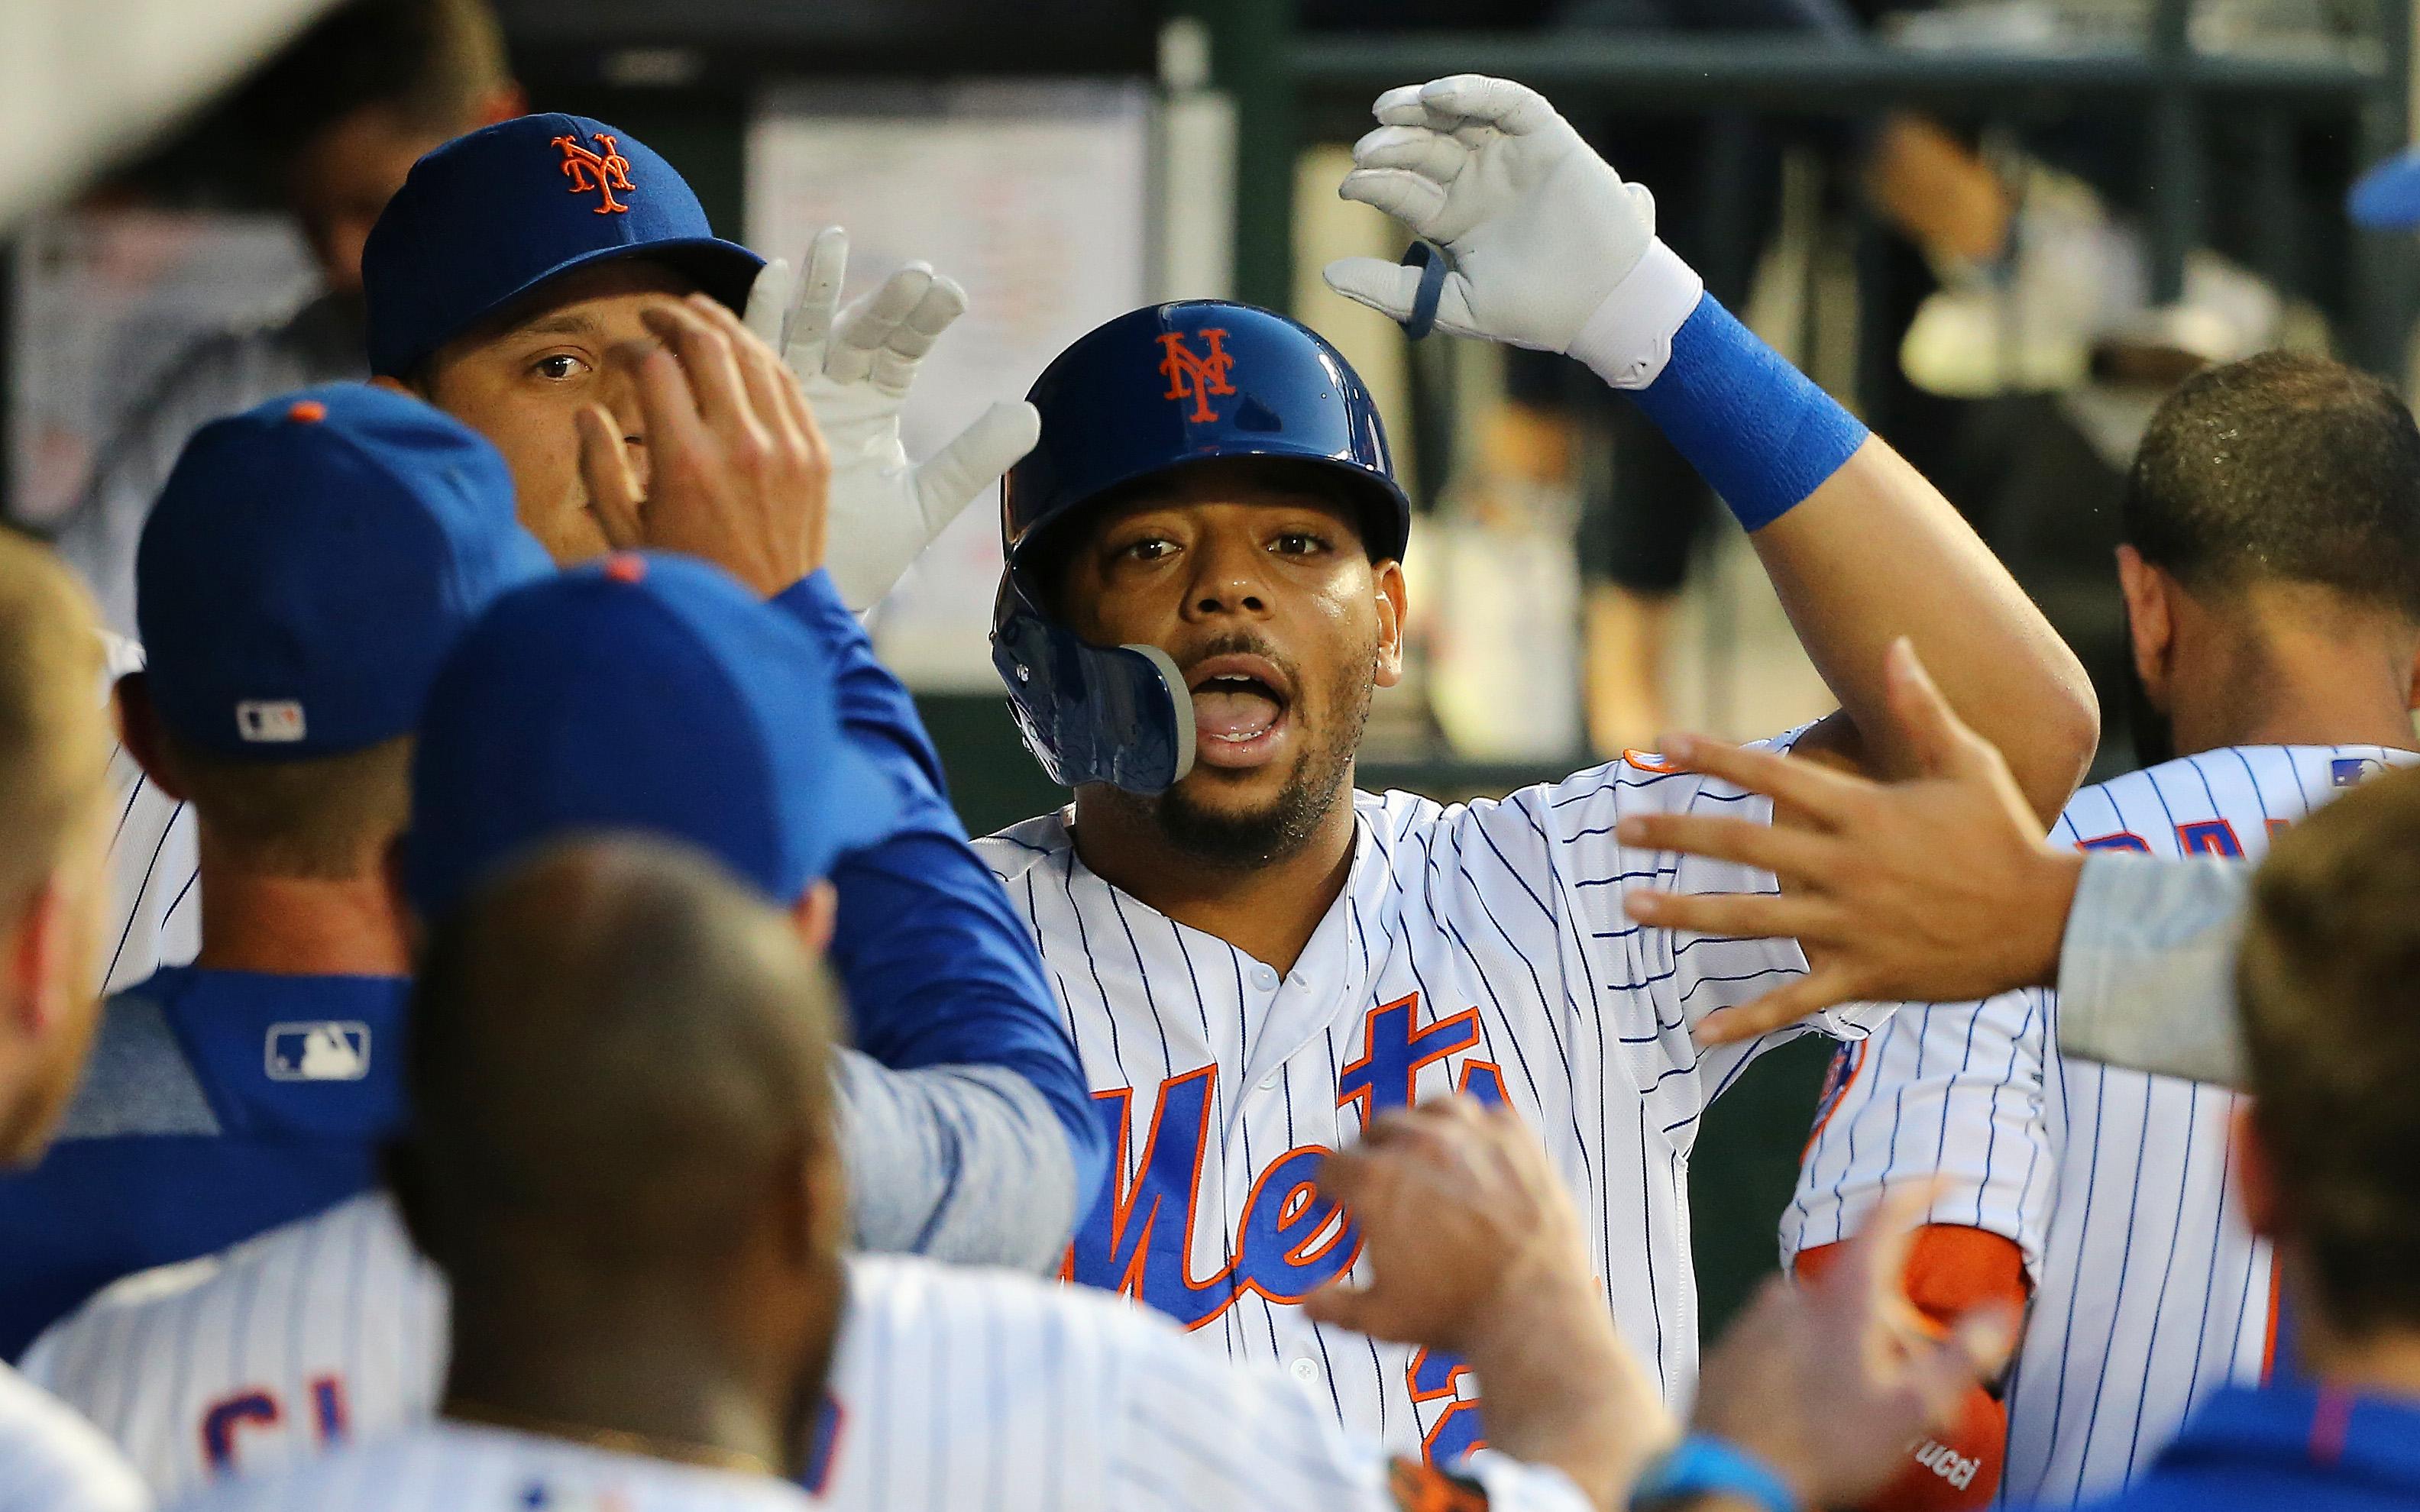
1786,744,2417,1507
978,733,1884,1461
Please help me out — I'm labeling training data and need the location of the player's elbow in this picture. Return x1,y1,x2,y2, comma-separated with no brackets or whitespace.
2000,638,2100,829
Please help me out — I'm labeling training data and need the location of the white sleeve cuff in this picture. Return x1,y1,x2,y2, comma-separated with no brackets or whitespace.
1564,238,1704,391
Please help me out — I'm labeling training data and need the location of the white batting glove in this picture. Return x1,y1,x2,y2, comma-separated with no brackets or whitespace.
745,227,1041,612
1324,75,1705,389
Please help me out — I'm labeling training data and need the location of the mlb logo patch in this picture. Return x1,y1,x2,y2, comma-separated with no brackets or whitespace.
264,1022,370,1082
235,700,306,743
2334,756,2390,788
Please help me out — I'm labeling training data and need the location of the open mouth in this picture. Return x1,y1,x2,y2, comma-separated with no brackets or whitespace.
1186,653,1294,766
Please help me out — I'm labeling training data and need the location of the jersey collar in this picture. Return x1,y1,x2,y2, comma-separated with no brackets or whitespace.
2157,1383,2420,1493
131,964,410,1141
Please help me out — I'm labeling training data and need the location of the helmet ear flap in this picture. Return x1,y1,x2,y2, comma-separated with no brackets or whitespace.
992,577,1195,794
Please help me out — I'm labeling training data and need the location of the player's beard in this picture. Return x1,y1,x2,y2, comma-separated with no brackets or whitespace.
1128,632,1374,871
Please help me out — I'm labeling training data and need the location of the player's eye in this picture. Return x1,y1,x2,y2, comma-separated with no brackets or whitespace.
531,353,590,382
1118,535,1178,563
1270,530,1330,556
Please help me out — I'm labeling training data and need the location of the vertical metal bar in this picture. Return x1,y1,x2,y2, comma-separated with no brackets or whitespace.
2349,0,2415,377
1195,0,1296,312
2143,0,2200,305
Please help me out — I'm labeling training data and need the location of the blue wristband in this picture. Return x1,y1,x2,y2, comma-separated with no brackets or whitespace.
1628,294,1868,533
1629,1434,1801,1512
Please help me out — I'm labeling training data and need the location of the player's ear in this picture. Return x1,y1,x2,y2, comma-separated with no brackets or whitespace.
2113,545,2172,705
1372,558,1408,690
790,880,838,958
112,672,187,803
2231,1103,2282,1240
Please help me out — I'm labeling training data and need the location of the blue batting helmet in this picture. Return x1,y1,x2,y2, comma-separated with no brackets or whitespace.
991,300,1410,794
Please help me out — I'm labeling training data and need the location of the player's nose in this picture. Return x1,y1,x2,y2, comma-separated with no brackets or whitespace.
1182,527,1272,621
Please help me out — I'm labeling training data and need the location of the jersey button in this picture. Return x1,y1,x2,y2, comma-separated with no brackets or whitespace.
1251,964,1280,991
1289,1358,1319,1384
1257,1071,1280,1093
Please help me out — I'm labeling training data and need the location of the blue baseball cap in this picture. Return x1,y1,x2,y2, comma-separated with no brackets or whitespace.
2352,150,2420,228
406,553,900,920
363,113,763,378
135,383,552,758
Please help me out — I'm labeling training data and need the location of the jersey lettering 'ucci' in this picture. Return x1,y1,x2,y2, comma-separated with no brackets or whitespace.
980,733,1884,1461
1786,745,2418,1508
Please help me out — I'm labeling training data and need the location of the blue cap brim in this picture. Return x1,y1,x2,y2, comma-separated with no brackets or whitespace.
2350,152,2420,228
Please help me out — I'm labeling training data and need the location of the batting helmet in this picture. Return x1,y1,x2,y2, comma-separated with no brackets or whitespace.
991,300,1411,794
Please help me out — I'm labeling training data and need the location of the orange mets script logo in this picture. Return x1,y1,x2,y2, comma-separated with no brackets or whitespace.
552,132,635,214
1156,328,1236,422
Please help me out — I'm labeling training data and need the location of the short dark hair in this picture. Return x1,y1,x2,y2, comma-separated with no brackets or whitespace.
2238,764,2420,1333
2123,351,2420,617
400,836,839,1281
235,0,509,149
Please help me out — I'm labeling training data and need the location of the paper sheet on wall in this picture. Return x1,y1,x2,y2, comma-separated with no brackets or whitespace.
749,81,1150,690
9,212,315,528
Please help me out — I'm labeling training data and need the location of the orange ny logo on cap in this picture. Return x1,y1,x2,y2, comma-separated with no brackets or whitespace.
552,131,635,215
1156,328,1235,422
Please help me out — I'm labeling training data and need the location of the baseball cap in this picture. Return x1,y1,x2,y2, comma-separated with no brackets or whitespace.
2351,150,2420,229
406,552,900,920
135,383,552,758
362,113,764,378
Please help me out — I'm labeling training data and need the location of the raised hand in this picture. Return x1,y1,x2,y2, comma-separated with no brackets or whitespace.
1614,639,2082,1045
1323,74,1700,384
746,227,1040,612
575,292,830,598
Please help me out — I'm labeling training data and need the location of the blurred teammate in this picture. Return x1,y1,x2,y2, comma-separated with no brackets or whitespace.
0,386,549,1361
972,72,2095,1457
27,554,1094,1497
51,0,521,635
1785,353,2420,1506
163,835,1664,1512
0,532,149,1510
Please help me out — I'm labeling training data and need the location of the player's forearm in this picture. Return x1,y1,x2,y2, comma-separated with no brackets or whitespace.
2054,852,2250,1087
833,1052,1080,1269
827,830,1110,1205
1748,441,2097,825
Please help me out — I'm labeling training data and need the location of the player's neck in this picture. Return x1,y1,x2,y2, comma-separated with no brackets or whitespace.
1069,783,1357,976
442,1297,801,1480
190,848,409,978
2169,604,2419,757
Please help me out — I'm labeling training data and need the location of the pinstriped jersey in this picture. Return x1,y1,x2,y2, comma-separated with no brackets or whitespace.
0,1362,148,1512
22,1194,445,1501
72,1208,1593,1512
1783,744,2417,1508
975,735,1885,1460
100,635,197,997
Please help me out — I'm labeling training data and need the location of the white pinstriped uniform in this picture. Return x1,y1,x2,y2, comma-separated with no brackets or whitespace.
0,1362,148,1512
22,1194,445,1500
975,735,1883,1460
1784,745,2416,1508
98,635,198,997
47,1195,1592,1512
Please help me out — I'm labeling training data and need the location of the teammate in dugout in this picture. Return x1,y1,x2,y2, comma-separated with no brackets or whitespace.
1778,352,2420,1509
971,71,2096,1459
163,834,2011,1512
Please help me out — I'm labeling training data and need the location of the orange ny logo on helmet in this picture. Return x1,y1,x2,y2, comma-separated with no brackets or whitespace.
1156,329,1236,422
552,132,635,215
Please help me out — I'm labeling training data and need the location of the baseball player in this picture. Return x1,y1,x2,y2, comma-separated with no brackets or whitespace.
154,836,1655,1512
1784,352,2420,1506
85,102,1046,1186
969,72,2095,1457
0,385,553,1361
24,551,1088,1497
0,531,150,1511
